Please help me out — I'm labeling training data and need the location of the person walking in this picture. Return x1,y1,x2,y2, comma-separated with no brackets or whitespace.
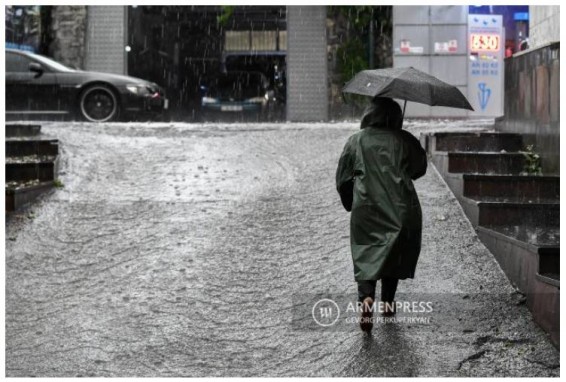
336,97,427,333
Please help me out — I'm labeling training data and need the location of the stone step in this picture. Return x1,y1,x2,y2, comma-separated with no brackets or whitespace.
5,124,42,137
431,131,523,152
467,200,560,227
5,156,60,182
5,180,55,212
426,129,560,349
447,152,525,174
477,226,560,289
462,174,559,201
476,225,559,347
6,139,59,158
538,247,560,284
430,159,560,227
480,225,559,248
431,151,527,177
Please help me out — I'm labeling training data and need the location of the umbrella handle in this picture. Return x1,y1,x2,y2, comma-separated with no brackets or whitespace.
403,100,407,119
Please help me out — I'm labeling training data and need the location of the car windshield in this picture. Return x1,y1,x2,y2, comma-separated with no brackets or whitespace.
30,53,76,72
206,72,266,99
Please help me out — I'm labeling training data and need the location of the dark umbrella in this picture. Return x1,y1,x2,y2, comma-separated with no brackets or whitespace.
342,67,474,115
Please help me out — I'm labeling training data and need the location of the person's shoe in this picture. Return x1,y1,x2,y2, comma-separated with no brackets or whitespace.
360,297,374,333
381,300,396,317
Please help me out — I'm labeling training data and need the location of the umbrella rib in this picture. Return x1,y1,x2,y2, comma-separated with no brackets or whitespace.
375,68,405,99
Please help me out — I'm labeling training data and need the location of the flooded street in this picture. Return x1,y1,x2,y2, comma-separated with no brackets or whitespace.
5,121,559,377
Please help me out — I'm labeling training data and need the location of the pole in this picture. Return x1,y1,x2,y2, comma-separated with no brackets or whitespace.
369,9,375,69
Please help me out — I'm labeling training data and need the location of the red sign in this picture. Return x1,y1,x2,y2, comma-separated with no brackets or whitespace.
448,39,458,52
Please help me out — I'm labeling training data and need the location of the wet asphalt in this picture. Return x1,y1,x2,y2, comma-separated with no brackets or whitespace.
5,120,560,377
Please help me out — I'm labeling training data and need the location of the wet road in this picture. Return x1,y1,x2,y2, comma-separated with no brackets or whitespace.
6,121,559,377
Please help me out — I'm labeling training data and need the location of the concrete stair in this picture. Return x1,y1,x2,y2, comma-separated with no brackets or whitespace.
5,124,60,212
422,130,560,348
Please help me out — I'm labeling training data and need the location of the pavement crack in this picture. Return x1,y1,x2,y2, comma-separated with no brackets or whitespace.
473,335,531,347
525,358,560,370
457,349,488,370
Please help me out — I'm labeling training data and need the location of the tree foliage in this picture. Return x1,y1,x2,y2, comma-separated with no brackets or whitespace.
329,6,392,84
217,6,234,27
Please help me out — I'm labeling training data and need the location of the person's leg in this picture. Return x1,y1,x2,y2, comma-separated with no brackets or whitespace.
381,277,399,303
357,280,377,303
357,280,377,332
381,278,399,315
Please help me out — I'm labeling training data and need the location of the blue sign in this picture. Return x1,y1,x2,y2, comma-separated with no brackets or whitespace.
514,12,529,21
478,83,491,111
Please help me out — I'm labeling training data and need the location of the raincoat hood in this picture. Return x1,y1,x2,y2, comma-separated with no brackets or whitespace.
360,97,403,130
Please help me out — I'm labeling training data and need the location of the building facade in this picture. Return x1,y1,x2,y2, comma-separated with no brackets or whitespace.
529,6,560,48
392,5,533,118
495,6,560,174
392,6,471,118
81,5,329,121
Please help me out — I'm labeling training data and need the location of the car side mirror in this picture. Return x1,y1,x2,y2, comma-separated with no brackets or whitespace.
29,62,44,78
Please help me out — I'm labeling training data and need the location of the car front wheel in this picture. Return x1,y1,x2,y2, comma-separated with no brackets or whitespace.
79,85,119,122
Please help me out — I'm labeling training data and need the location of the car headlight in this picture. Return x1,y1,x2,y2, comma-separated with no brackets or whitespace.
202,97,219,104
126,85,151,95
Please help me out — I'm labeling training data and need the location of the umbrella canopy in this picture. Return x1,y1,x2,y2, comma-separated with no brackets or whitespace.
342,67,474,111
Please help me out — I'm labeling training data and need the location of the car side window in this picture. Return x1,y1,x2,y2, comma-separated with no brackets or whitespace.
6,53,33,73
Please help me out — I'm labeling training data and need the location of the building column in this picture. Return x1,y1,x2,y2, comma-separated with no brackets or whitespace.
85,6,127,74
286,6,328,121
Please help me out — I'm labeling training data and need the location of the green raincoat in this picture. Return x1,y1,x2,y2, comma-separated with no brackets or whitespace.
336,123,427,281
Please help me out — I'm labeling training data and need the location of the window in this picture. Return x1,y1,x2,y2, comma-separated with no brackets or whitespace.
6,52,33,72
225,31,250,51
278,31,287,51
251,31,277,51
225,30,285,52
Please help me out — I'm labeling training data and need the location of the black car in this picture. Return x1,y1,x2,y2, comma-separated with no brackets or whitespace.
5,49,168,122
199,71,278,121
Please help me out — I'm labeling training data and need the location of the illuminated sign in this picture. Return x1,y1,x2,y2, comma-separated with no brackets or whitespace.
468,14,503,117
470,34,500,52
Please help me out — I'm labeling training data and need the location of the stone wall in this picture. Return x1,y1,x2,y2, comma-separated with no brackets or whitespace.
49,6,87,69
496,42,560,174
529,6,560,49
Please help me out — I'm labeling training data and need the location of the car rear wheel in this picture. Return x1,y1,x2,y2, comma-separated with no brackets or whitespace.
79,85,119,122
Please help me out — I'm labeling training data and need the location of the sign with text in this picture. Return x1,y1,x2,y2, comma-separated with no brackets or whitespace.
467,15,504,117
434,39,458,53
399,39,424,54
